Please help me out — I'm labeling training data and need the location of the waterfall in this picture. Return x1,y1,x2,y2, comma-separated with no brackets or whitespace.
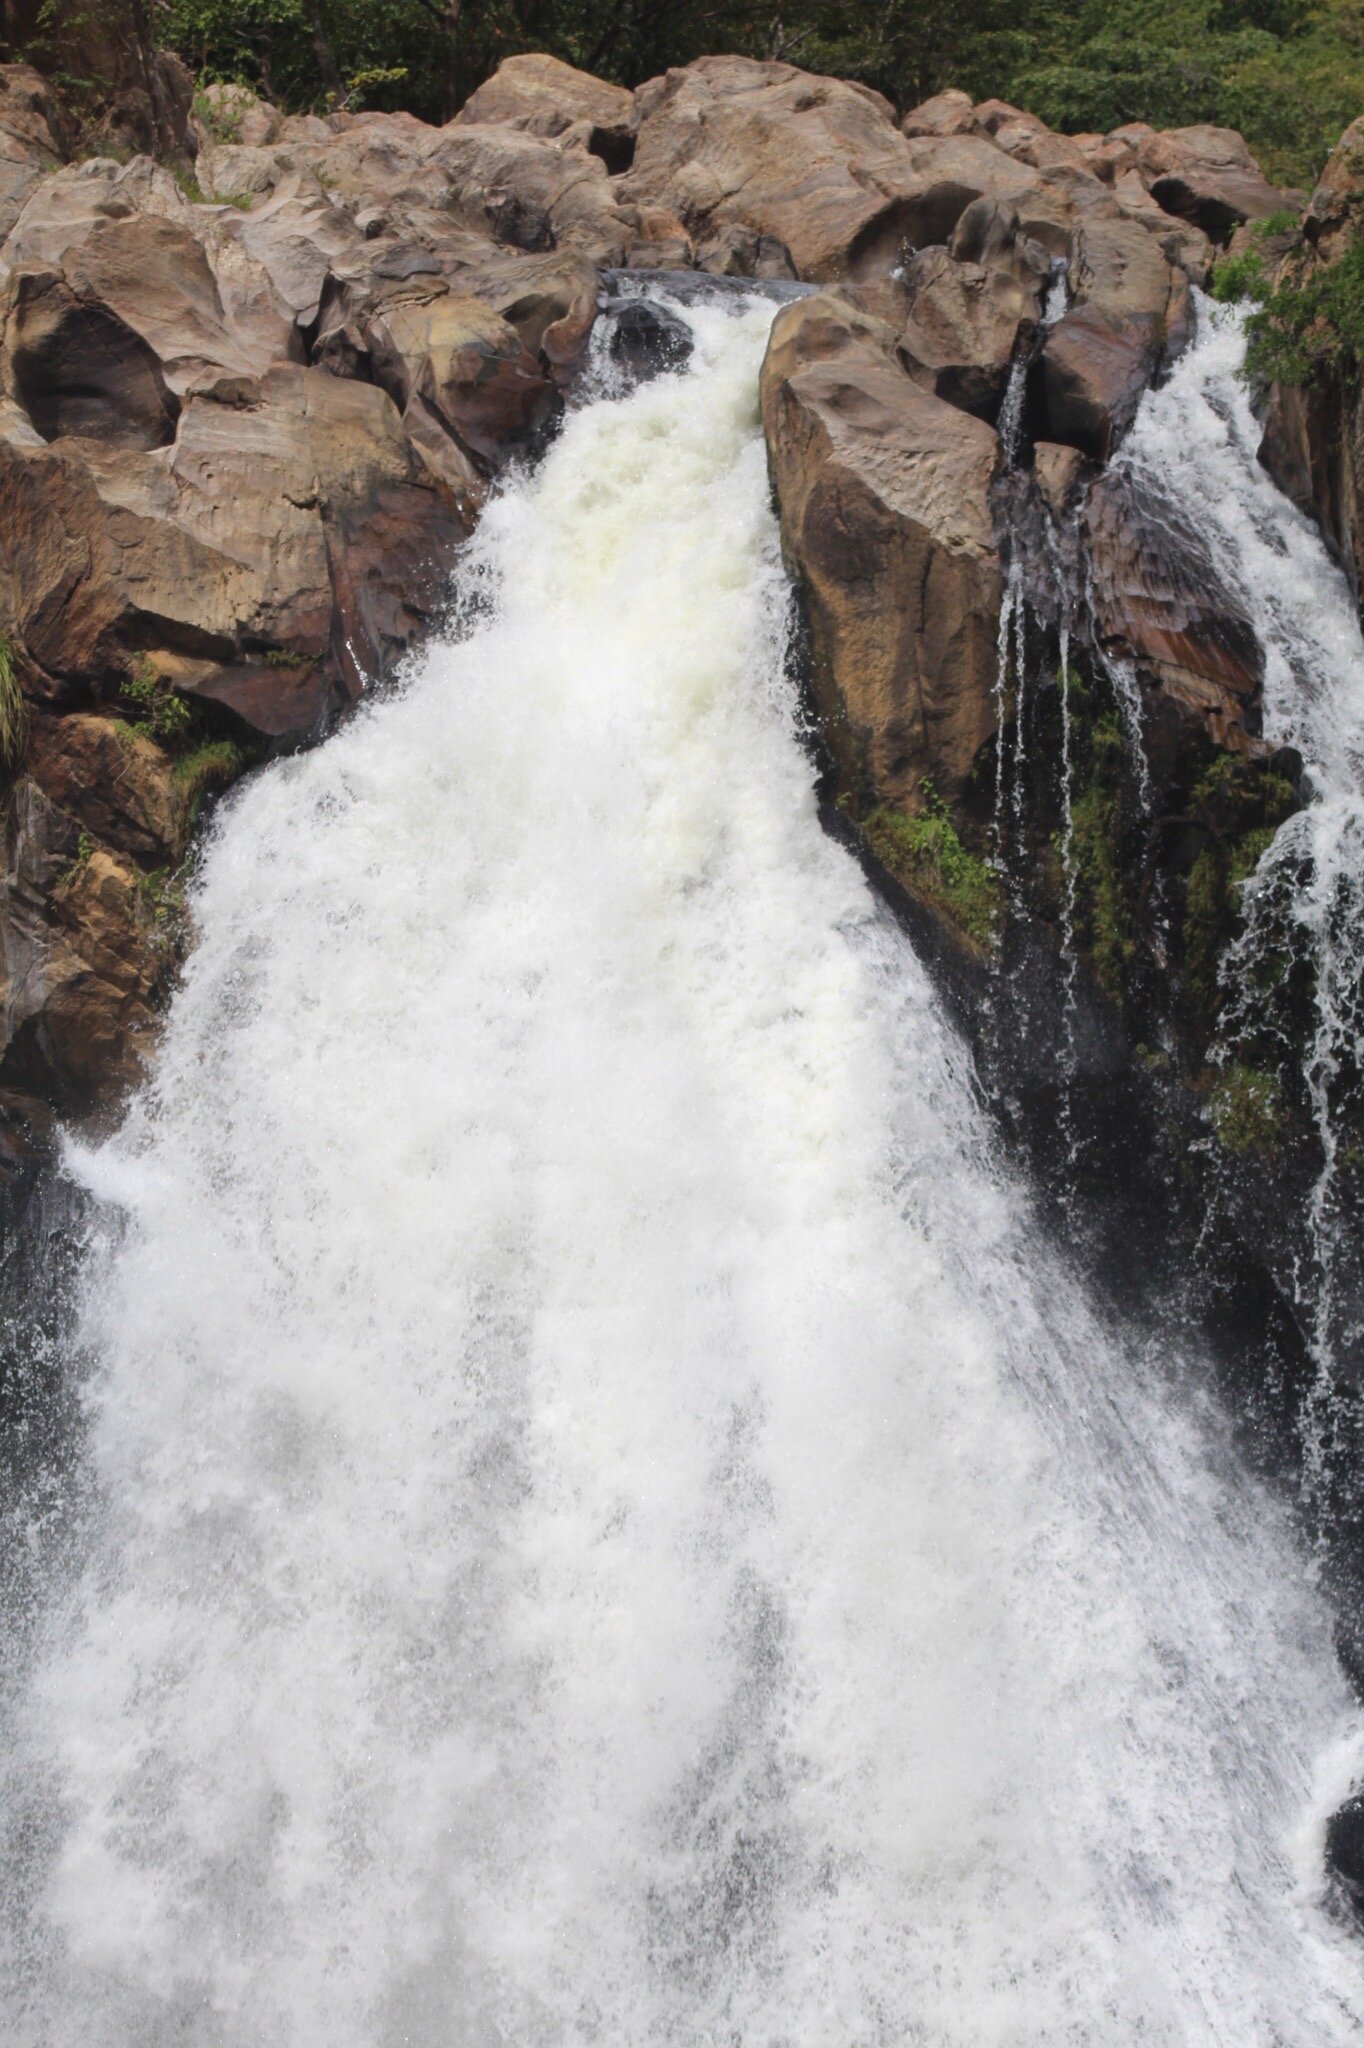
3,293,1363,2045
1116,296,1364,1437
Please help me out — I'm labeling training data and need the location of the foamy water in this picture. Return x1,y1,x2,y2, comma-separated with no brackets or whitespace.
1,296,1361,2044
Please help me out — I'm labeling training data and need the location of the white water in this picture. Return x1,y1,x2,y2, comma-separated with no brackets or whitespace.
4,297,1364,2044
1117,297,1364,1383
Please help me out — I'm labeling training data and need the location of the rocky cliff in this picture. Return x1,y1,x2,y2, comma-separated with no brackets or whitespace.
0,50,1351,1448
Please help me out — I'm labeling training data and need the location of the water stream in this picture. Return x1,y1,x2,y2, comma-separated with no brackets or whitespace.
2,293,1362,2044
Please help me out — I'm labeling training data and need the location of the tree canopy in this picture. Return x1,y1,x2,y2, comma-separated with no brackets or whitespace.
5,0,1363,183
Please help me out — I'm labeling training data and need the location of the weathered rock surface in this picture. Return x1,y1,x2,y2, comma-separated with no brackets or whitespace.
1259,120,1364,620
761,291,1002,820
0,49,1305,1133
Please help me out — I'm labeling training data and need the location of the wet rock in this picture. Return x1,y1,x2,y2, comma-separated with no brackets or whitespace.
761,289,1002,815
1326,1789,1364,1913
897,239,1042,422
1083,468,1265,754
606,298,693,382
1040,219,1187,458
0,779,166,1123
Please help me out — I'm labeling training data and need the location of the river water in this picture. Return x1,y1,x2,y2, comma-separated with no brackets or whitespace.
1,294,1362,2044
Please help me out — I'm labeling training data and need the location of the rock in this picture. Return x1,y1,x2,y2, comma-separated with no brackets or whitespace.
0,780,167,1122
0,439,127,702
897,238,1043,422
191,81,282,152
1083,468,1264,755
0,62,66,242
622,55,931,281
1259,122,1364,619
454,53,634,170
1032,439,1089,519
1302,114,1364,262
1326,1789,1364,1913
901,90,979,140
760,289,1002,814
1040,218,1187,458
605,298,694,382
364,290,552,463
1140,125,1297,239
26,712,184,863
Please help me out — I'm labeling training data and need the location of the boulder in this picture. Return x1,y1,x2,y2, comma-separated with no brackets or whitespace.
760,290,1002,813
1139,125,1297,239
1040,218,1187,458
454,53,634,170
1083,468,1264,755
26,712,184,863
896,243,1041,421
191,81,283,152
1258,121,1364,619
622,56,928,280
901,90,979,140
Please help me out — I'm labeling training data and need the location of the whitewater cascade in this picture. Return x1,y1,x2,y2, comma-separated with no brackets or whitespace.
3,293,1364,2045
1116,300,1364,1399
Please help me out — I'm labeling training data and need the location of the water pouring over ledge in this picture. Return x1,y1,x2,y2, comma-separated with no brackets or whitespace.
1,291,1362,2043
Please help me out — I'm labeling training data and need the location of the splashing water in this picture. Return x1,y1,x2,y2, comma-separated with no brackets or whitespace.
1118,295,1364,1407
1,295,1362,2046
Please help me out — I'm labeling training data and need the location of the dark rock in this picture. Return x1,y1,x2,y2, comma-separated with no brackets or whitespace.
1326,1789,1364,1912
606,298,693,381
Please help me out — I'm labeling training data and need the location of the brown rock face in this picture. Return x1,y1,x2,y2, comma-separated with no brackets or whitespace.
0,779,166,1121
0,46,1301,1131
1259,120,1364,620
1084,471,1264,753
455,53,634,169
761,291,1002,814
621,57,922,281
1134,125,1299,237
1040,219,1188,459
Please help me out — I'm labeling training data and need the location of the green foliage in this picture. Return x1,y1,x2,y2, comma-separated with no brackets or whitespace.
1181,755,1296,1011
0,636,29,775
1209,1061,1287,1151
1070,783,1135,1004
863,786,999,950
122,661,195,748
174,739,247,826
59,828,95,887
1208,215,1296,304
1244,240,1364,382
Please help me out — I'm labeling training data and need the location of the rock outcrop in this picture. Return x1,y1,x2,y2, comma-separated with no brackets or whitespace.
0,46,1304,1136
761,291,1002,822
1258,118,1364,621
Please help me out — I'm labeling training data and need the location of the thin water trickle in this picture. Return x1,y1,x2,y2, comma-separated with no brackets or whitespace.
0,293,1361,2046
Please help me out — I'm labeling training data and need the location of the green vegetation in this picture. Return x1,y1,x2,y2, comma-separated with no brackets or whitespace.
5,0,1364,182
1209,1060,1287,1151
121,660,195,748
1210,210,1300,303
59,828,95,888
174,738,247,828
0,635,29,776
864,785,999,950
1181,755,1297,1010
1244,240,1364,382
1070,781,1135,1004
